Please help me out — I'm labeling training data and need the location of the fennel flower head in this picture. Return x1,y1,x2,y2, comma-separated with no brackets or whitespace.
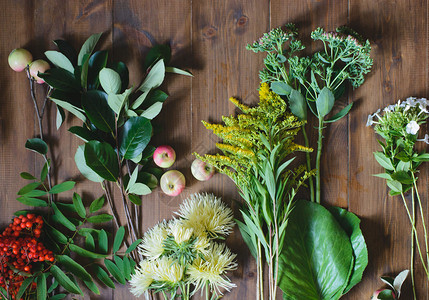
187,242,238,296
176,193,235,238
138,220,168,260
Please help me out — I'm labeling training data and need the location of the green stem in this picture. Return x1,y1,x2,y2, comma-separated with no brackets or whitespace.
411,172,429,270
205,281,210,300
257,242,264,300
400,192,429,277
411,189,417,300
315,118,324,204
302,125,314,202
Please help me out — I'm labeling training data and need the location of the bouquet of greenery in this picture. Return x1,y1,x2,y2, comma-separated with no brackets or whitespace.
368,97,429,299
129,193,237,300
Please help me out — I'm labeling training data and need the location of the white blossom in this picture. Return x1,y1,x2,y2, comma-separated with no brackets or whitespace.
366,109,381,127
417,134,429,144
406,121,420,135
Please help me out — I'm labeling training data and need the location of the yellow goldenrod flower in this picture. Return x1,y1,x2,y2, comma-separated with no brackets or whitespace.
177,193,235,238
258,82,271,100
216,143,255,158
167,219,194,244
139,221,168,260
229,97,250,112
129,260,153,297
187,242,237,296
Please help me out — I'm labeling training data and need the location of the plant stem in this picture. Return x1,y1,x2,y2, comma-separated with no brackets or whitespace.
411,189,417,300
411,172,429,269
257,241,264,300
301,125,314,202
315,118,324,204
400,192,429,277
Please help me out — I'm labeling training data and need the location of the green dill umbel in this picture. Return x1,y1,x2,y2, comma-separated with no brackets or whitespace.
247,24,373,204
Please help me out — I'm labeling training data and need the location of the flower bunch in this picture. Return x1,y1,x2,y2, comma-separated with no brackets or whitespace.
129,193,237,299
368,97,429,299
196,83,313,300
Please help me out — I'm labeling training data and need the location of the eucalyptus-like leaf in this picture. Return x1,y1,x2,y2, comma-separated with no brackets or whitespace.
45,50,74,73
87,214,113,223
25,138,48,155
81,90,115,133
137,59,165,94
75,145,103,183
271,82,292,95
56,255,92,281
69,244,108,259
78,33,102,66
95,265,115,289
288,89,307,120
113,226,125,253
84,141,119,182
316,87,335,118
99,68,122,94
50,265,82,295
119,117,152,159
141,102,163,119
165,66,193,76
325,102,353,123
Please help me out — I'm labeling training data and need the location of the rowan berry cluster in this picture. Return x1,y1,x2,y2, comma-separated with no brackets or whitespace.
0,214,54,299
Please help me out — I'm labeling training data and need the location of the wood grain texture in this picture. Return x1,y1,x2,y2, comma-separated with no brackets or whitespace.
0,0,428,299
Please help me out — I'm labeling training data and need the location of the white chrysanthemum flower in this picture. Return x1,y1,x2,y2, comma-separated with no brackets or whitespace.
168,218,193,244
176,193,234,238
193,235,211,255
129,260,153,297
139,220,168,260
151,256,184,284
187,242,237,296
417,133,429,144
406,120,420,135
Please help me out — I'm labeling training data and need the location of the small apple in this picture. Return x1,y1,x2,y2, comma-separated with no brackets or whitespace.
8,48,33,72
29,59,50,84
191,158,215,181
160,170,185,196
153,145,176,168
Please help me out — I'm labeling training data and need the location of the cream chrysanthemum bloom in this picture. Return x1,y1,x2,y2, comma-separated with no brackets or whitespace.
129,260,153,297
151,256,184,284
168,219,193,244
187,242,237,295
193,235,210,255
177,193,234,238
139,220,168,260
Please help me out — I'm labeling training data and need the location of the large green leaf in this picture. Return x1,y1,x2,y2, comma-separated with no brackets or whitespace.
53,39,77,66
108,88,132,115
279,200,353,300
316,87,335,118
81,90,115,133
141,102,163,119
38,68,80,92
78,33,102,65
75,145,103,182
99,68,121,94
50,96,86,123
144,44,171,69
25,138,48,155
87,50,108,89
135,59,165,107
45,50,74,73
111,62,129,93
328,207,368,295
50,265,82,295
36,273,47,300
271,81,292,95
56,255,92,281
84,141,119,182
119,117,152,159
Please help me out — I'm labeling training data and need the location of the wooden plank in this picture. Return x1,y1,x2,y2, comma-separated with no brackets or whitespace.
348,0,428,299
191,0,269,298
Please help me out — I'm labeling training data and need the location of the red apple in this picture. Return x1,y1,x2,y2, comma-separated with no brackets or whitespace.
191,158,215,181
153,145,176,168
160,170,185,196
8,48,33,72
29,59,50,84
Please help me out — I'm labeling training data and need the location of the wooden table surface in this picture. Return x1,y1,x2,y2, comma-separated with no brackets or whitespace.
1,0,428,299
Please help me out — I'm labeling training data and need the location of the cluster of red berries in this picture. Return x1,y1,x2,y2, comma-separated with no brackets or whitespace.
0,214,54,299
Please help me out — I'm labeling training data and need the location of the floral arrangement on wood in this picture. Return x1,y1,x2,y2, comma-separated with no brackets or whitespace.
5,33,190,299
197,24,372,300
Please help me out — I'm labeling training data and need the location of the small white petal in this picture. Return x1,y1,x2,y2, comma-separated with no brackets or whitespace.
406,121,420,135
